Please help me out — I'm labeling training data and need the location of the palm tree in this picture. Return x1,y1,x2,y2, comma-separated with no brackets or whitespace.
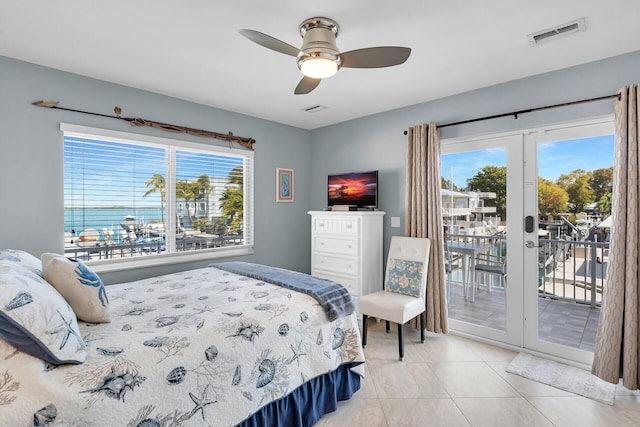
220,166,244,234
196,174,211,218
143,174,166,227
176,180,200,226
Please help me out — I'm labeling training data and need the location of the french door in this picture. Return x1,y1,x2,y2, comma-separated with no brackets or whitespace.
443,116,614,365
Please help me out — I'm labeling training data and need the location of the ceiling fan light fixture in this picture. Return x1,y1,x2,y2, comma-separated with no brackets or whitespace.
299,55,338,79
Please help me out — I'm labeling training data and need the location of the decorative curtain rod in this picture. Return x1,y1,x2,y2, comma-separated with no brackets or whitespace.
402,93,620,135
32,101,256,150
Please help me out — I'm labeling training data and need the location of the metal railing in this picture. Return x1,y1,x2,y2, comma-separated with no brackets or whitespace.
448,233,607,308
64,234,243,261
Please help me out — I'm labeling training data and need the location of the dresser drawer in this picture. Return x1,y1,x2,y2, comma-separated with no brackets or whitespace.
312,270,360,296
312,217,360,235
313,236,359,256
312,253,359,277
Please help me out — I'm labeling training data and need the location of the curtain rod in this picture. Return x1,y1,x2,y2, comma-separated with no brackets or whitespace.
402,93,620,135
32,101,256,150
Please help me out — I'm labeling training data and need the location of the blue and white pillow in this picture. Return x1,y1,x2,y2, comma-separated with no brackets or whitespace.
0,260,87,365
41,253,110,323
0,249,43,276
385,258,425,297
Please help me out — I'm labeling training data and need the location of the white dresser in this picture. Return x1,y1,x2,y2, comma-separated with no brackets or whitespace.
308,211,385,313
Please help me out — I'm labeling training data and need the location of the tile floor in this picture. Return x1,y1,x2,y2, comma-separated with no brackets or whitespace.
315,321,640,427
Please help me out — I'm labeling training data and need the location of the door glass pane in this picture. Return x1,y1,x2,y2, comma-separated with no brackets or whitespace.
442,148,507,332
536,135,613,351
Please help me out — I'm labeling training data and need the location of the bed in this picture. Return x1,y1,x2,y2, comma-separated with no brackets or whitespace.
0,250,365,426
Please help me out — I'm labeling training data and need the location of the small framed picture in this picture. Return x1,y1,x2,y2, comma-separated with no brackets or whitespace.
276,168,294,202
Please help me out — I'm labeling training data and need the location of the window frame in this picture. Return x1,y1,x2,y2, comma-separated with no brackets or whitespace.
60,123,254,273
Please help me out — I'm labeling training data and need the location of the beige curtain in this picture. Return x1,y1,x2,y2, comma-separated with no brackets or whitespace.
592,84,640,389
405,123,448,333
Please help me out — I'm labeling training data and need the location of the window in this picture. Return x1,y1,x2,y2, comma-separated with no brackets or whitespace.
62,124,254,267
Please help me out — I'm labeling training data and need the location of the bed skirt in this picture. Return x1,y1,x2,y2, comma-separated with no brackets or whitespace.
238,362,363,427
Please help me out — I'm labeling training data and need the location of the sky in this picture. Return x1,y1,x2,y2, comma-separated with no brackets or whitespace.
64,136,242,208
441,135,614,190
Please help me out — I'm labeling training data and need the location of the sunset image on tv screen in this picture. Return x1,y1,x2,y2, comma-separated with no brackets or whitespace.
328,172,377,206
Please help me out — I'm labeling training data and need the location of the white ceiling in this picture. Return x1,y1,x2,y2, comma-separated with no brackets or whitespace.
1,1,639,130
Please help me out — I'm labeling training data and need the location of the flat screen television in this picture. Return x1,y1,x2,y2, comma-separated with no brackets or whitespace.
328,170,378,209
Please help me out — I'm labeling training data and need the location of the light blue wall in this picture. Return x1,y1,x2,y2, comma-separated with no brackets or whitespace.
310,50,640,258
2,51,639,283
0,56,312,284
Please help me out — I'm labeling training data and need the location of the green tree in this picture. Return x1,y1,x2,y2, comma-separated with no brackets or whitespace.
466,166,507,220
220,166,244,233
589,167,613,206
176,180,200,224
538,177,569,217
143,173,166,226
597,192,612,215
556,169,594,213
441,177,460,191
196,174,211,218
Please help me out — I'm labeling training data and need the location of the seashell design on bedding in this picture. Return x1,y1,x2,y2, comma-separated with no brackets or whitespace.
277,323,289,336
166,366,187,384
232,365,242,385
96,347,124,356
143,336,170,348
33,403,57,426
155,316,179,328
136,419,161,427
204,345,218,361
85,367,146,402
332,327,345,350
256,359,275,388
228,321,265,342
5,291,33,310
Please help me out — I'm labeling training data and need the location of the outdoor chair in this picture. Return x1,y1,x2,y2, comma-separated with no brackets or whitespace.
474,253,507,293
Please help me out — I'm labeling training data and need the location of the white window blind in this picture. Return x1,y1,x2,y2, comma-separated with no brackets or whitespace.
63,127,254,263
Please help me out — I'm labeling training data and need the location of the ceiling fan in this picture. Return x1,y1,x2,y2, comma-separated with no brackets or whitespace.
239,17,411,95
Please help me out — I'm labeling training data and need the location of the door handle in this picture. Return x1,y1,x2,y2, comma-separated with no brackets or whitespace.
525,240,538,248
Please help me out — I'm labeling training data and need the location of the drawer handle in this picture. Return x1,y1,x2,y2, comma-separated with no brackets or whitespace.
347,244,352,248
346,224,352,228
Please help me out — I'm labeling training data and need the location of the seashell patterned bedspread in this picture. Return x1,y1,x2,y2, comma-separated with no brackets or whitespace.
0,265,365,426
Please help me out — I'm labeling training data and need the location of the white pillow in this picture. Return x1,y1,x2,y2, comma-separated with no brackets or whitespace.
0,261,87,365
41,253,110,323
0,249,43,276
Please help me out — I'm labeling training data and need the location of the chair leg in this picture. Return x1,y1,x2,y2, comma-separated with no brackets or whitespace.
397,323,404,361
362,315,368,348
420,312,425,343
385,320,391,333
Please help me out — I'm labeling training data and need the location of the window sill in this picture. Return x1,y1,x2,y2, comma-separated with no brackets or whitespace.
88,246,254,274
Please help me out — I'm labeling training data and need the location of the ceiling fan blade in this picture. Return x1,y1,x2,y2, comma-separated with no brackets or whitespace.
294,76,321,95
340,47,411,68
238,29,300,57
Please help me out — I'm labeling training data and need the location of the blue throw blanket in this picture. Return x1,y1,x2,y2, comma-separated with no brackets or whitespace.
210,262,354,321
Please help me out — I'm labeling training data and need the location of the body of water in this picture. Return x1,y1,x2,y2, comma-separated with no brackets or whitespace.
65,207,164,242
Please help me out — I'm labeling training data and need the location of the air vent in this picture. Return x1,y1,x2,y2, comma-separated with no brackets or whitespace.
302,104,327,113
527,18,586,46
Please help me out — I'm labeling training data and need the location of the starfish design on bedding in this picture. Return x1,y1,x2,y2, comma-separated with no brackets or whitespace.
48,310,83,350
189,384,216,420
288,340,307,367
